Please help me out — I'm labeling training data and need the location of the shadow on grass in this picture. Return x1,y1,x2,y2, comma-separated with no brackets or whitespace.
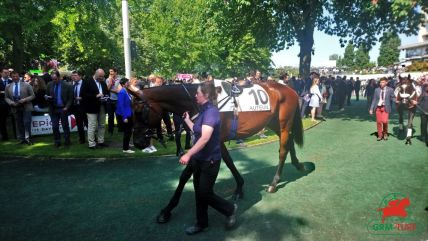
0,153,316,241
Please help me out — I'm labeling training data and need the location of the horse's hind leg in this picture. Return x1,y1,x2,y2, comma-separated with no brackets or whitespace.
288,134,305,171
267,130,290,193
221,142,244,201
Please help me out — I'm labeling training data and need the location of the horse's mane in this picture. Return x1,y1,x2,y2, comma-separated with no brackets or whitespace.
143,84,199,102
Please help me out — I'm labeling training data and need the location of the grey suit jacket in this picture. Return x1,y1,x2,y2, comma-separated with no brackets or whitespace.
4,81,35,113
370,86,395,113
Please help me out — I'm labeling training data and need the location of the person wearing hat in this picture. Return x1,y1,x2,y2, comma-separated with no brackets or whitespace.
116,78,135,153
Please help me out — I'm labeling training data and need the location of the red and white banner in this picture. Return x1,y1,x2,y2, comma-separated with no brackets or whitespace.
31,114,81,135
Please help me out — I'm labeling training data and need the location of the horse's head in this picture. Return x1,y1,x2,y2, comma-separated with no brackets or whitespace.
396,76,417,107
130,84,200,149
132,97,164,149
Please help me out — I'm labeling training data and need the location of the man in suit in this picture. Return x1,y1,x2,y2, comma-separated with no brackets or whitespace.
370,77,395,141
354,77,361,101
70,70,87,144
0,68,12,141
4,71,35,145
46,70,73,147
80,68,109,149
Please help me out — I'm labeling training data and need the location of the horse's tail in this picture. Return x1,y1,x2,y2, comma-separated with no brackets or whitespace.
292,104,304,147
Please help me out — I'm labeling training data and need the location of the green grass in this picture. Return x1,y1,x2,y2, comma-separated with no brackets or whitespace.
0,118,316,158
0,99,426,241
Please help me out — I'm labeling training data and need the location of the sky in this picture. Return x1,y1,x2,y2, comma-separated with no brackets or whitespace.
270,30,418,68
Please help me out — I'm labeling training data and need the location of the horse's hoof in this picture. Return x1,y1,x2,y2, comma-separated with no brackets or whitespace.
156,211,171,224
267,185,276,193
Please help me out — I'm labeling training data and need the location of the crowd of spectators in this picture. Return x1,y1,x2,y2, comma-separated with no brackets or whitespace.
1,66,428,151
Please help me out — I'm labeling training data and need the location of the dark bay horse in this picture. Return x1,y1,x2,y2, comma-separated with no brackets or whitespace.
131,81,305,221
395,76,418,145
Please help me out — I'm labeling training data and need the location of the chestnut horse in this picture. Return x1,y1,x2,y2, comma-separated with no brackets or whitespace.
131,81,305,221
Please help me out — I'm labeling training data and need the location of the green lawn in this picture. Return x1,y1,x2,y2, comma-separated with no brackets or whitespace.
0,99,426,241
0,118,316,158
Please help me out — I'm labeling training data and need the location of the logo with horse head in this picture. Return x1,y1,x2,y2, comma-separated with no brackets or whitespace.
367,193,421,236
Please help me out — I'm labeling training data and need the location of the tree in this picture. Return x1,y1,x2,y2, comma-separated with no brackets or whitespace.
228,0,427,78
336,56,343,68
130,0,273,78
329,54,339,60
342,43,355,69
354,45,371,70
51,0,123,76
377,32,401,67
0,0,58,72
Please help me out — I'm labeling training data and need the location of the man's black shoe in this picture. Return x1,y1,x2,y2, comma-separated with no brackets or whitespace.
89,146,96,150
25,140,33,145
225,203,238,229
185,225,207,235
97,142,108,147
156,211,171,224
54,143,61,148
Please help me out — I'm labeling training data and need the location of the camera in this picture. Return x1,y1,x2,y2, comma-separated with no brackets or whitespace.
100,95,110,103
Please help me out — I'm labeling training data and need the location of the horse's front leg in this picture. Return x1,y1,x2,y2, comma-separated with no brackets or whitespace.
397,104,404,131
267,131,289,193
156,163,193,223
221,142,244,201
405,108,416,145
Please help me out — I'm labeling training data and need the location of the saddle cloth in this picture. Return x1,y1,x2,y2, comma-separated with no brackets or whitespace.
214,79,270,112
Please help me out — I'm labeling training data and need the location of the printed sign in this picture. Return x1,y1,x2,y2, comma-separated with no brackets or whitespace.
176,73,193,80
31,114,81,135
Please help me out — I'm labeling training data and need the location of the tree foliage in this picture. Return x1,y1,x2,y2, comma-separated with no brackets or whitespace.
0,0,426,78
329,54,339,61
354,45,371,70
268,0,426,77
0,0,57,72
51,0,123,76
342,43,355,69
377,32,401,67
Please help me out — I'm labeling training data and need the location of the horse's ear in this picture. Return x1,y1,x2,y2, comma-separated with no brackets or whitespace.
216,86,222,94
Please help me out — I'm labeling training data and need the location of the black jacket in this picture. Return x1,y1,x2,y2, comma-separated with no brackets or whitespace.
80,78,109,114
